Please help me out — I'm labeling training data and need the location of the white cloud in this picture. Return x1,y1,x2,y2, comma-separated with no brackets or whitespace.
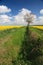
0,7,43,25
39,16,43,20
14,8,36,25
0,15,12,23
40,9,43,14
19,8,31,15
32,16,43,25
0,8,37,25
0,5,11,13
38,16,43,25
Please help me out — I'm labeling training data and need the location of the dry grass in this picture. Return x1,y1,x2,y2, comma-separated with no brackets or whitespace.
0,36,15,65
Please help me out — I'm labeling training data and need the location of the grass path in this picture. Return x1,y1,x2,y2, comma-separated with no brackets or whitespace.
0,27,43,65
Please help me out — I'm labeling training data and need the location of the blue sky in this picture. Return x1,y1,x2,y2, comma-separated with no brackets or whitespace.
0,0,43,15
0,0,43,25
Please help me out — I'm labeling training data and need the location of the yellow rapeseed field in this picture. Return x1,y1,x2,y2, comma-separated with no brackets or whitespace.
0,26,22,30
32,26,43,30
0,26,43,30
